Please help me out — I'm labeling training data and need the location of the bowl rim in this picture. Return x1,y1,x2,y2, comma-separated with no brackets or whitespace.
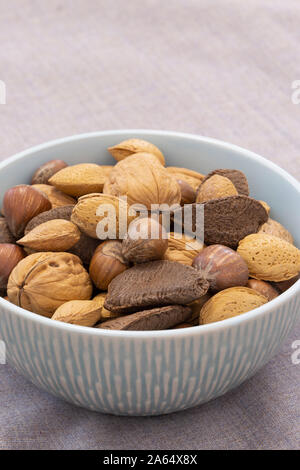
0,129,299,339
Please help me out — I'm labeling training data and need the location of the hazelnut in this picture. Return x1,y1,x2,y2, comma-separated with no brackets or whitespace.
2,185,51,238
0,243,25,295
246,279,278,301
177,179,196,205
0,216,15,243
192,244,249,292
89,240,129,290
122,217,168,264
31,159,68,185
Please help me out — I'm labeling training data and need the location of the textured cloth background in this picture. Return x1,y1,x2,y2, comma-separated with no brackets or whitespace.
0,0,299,450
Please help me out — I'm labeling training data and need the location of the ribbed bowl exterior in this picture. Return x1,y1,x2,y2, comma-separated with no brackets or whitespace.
1,293,299,415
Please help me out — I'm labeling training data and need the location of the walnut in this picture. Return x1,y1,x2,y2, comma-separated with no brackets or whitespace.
7,252,93,317
103,154,181,209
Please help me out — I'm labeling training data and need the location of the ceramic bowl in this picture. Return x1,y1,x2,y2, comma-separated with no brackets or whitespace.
0,130,299,416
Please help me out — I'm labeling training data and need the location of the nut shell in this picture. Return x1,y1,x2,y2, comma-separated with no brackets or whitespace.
271,275,299,293
103,154,181,209
7,252,93,317
166,167,204,190
199,169,249,196
259,201,270,215
3,185,51,238
99,305,192,331
71,193,136,239
93,293,120,321
258,218,294,244
200,287,268,325
32,184,76,208
196,174,238,203
192,244,249,291
246,279,278,301
177,179,196,205
49,164,109,197
175,195,268,249
24,205,74,234
188,293,212,322
18,219,81,252
237,233,300,282
108,139,165,165
104,260,210,314
31,159,68,184
89,240,129,290
24,205,100,266
164,233,204,266
122,218,168,264
0,244,25,293
52,300,103,327
0,217,15,243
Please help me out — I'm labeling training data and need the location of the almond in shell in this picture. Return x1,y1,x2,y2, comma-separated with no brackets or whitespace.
52,300,103,326
200,287,268,325
49,164,110,197
237,233,300,282
17,219,81,251
71,193,136,239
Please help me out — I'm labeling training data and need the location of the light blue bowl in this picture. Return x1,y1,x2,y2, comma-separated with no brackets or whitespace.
0,130,299,416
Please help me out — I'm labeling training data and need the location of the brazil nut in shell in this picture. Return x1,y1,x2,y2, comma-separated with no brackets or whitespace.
104,260,210,314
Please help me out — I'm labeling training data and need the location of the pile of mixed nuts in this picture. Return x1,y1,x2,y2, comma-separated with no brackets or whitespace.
0,138,299,330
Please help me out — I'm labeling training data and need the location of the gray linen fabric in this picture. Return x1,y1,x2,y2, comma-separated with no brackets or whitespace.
0,0,299,450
